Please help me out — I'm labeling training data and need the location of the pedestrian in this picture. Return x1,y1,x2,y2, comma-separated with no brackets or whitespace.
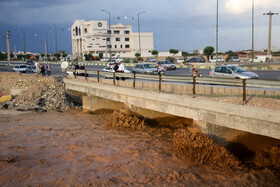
113,63,119,72
157,64,165,75
190,65,201,76
118,61,124,72
35,60,40,74
46,64,51,76
41,64,46,76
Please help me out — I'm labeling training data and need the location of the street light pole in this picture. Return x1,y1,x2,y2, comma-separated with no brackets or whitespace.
5,30,11,66
18,30,26,58
252,0,254,62
137,11,145,58
216,0,219,63
263,11,278,56
48,22,57,54
101,9,111,59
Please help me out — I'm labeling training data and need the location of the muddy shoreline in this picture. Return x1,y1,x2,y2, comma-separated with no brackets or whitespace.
1,109,280,186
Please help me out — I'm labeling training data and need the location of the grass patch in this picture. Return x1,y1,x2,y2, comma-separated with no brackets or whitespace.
257,67,262,70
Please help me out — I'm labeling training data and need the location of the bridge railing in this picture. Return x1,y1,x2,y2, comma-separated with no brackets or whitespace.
66,69,280,104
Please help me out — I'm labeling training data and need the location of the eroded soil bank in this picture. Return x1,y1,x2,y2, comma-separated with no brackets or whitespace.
1,109,280,186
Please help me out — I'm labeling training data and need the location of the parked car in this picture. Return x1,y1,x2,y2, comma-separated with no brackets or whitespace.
111,57,123,63
145,57,156,62
13,64,28,73
208,65,259,79
176,58,184,63
157,60,176,70
26,60,34,65
132,63,157,74
228,56,240,62
100,57,109,62
187,57,205,63
209,57,225,63
102,63,130,80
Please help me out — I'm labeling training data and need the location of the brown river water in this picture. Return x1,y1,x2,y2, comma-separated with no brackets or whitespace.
0,109,280,186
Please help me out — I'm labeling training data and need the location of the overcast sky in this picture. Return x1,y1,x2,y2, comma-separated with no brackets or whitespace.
0,0,279,54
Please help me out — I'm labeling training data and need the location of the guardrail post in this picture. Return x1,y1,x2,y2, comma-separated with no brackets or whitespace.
113,72,116,85
243,79,246,104
193,76,196,97
159,74,162,91
84,70,87,80
97,71,100,82
133,72,136,88
74,69,77,79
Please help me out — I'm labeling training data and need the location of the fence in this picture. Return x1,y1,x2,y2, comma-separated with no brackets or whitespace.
66,69,280,104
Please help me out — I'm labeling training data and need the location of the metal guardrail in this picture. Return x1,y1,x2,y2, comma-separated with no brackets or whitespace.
67,69,280,103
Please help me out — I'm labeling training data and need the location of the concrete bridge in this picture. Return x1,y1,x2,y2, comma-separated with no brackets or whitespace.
64,78,280,140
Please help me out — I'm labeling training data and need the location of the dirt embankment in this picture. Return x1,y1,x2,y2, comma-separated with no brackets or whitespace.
0,73,76,110
107,109,280,172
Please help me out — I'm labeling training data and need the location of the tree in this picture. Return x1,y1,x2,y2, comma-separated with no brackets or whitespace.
62,53,67,58
99,52,103,59
169,49,179,56
135,53,140,58
54,53,61,61
151,50,159,57
203,46,215,61
182,51,188,57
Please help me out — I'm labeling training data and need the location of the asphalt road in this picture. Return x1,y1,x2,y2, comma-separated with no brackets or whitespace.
1,63,280,80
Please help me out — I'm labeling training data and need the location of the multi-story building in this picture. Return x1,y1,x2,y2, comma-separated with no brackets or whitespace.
71,19,153,59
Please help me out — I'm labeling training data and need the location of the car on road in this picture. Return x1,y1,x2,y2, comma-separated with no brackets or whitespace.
26,65,37,73
187,57,205,63
102,63,130,80
13,64,28,73
228,56,240,62
157,60,176,70
208,65,259,79
145,57,156,62
209,57,224,63
132,63,157,74
26,61,34,65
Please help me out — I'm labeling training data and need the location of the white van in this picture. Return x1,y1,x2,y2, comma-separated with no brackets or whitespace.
249,56,270,63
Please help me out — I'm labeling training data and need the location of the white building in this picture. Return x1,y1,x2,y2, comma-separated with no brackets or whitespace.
71,19,153,59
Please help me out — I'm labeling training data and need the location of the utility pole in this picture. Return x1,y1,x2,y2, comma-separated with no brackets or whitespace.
5,30,11,66
137,11,145,58
263,11,278,56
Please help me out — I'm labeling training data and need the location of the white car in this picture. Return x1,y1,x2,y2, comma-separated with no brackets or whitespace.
100,57,109,62
102,63,130,80
13,64,28,73
209,57,224,63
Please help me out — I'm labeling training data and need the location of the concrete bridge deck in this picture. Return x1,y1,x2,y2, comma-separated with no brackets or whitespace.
64,78,280,139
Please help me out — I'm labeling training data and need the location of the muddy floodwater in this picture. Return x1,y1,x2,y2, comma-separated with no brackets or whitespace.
0,109,280,186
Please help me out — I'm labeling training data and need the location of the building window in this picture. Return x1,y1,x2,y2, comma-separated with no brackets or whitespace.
107,30,111,34
87,46,92,48
116,38,120,41
115,45,117,48
107,45,112,48
120,45,122,48
124,30,130,34
84,28,87,33
125,45,130,48
125,38,129,41
114,30,120,34
107,38,110,41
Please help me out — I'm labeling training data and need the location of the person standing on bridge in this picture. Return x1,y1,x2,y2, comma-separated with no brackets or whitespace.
46,64,51,76
35,60,40,75
118,61,124,73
